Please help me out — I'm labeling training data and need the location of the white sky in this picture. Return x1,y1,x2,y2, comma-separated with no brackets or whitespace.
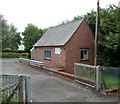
0,0,119,32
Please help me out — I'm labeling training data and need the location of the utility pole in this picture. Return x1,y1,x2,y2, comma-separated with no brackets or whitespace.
94,0,100,66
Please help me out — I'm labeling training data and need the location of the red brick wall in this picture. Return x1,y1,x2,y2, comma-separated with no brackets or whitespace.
35,46,65,68
65,20,94,74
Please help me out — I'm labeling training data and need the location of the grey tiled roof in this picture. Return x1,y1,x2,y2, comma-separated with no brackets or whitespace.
34,19,84,47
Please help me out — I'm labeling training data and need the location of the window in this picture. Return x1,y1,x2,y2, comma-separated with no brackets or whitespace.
44,49,51,59
80,49,88,60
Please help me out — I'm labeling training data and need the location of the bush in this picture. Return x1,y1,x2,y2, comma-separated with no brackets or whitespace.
1,52,31,59
2,49,17,53
2,54,20,58
2,49,26,53
21,53,29,57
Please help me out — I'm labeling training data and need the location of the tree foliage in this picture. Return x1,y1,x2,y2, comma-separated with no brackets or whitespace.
98,5,120,67
0,14,21,51
60,4,120,67
22,24,47,52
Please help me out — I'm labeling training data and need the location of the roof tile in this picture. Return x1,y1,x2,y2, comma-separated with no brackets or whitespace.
34,19,84,46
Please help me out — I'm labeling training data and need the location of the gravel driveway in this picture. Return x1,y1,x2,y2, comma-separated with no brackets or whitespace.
2,58,119,102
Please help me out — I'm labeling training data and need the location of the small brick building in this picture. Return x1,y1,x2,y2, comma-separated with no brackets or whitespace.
31,19,94,74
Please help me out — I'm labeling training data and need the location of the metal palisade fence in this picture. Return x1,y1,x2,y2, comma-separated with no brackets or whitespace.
74,63,120,91
0,74,31,103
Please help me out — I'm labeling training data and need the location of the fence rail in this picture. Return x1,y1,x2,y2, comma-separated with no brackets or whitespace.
19,58,45,68
0,74,31,103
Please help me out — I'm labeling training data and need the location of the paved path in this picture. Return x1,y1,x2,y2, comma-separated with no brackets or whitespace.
2,58,118,102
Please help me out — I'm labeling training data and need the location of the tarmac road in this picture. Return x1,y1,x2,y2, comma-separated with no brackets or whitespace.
2,58,119,102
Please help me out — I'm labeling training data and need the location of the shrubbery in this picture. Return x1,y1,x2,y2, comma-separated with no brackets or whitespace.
2,49,26,53
1,49,30,59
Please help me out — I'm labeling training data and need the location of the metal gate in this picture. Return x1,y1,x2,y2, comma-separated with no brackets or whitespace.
74,63,120,91
0,74,31,103
74,63,96,88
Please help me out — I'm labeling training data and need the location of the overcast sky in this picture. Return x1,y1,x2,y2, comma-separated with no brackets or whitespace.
0,0,119,32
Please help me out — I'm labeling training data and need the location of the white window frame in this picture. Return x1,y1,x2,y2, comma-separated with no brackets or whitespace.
80,49,88,60
44,49,51,59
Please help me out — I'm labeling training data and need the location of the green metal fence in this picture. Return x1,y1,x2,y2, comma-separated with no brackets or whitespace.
101,66,120,89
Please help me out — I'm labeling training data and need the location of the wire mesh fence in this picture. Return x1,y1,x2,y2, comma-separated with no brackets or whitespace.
101,66,120,89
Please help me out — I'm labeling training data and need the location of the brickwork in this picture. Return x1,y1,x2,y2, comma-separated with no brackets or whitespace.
31,20,94,74
34,46,65,68
65,20,94,73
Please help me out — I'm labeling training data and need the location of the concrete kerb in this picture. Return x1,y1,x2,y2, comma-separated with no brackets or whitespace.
19,60,75,79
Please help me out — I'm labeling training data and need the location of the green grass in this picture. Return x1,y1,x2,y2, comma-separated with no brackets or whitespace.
102,73,120,88
78,71,95,80
78,72,119,89
81,73,95,80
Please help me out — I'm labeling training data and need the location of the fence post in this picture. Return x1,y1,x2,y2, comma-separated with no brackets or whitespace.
74,63,76,81
25,76,31,103
19,76,24,103
96,65,101,91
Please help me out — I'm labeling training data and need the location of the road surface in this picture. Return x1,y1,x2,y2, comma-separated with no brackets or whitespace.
2,58,119,102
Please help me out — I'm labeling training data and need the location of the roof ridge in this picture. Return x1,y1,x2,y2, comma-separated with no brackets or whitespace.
50,18,84,29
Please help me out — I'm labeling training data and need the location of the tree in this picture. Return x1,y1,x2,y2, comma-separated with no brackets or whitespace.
22,24,47,52
0,14,3,52
0,14,21,51
98,5,120,67
9,24,21,50
59,4,120,67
